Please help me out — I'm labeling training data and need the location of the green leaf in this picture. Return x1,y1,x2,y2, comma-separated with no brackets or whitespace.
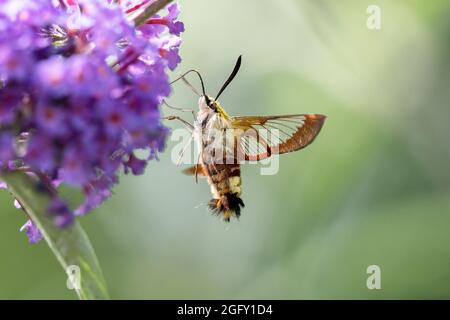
1,172,109,300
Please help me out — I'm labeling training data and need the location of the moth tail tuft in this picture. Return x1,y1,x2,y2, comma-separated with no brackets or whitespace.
208,193,245,221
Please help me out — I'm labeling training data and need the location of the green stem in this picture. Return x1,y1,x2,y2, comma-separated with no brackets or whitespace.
133,0,174,27
1,171,109,300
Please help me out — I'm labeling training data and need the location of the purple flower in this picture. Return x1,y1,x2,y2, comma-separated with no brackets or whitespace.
20,220,43,244
48,197,74,227
0,88,24,125
75,175,115,215
33,57,69,97
158,37,182,70
165,3,185,36
0,0,184,243
24,134,57,174
140,2,184,37
124,153,147,175
0,132,15,164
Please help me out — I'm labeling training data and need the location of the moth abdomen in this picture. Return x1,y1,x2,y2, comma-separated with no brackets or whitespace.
205,163,244,221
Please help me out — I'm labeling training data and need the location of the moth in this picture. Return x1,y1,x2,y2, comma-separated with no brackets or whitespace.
165,56,326,221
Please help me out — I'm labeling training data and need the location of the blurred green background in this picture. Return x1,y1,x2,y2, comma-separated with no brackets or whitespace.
1,0,450,299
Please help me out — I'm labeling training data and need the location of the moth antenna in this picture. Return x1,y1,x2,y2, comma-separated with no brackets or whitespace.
215,55,242,101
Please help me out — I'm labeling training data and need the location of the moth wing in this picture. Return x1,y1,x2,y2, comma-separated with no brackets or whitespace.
230,114,326,161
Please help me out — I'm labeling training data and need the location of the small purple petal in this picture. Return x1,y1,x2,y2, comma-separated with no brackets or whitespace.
20,220,43,244
124,153,147,175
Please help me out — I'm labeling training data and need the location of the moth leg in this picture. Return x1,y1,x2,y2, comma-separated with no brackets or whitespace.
180,76,201,97
170,70,202,97
194,150,202,183
162,115,194,131
163,100,196,121
175,134,193,167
